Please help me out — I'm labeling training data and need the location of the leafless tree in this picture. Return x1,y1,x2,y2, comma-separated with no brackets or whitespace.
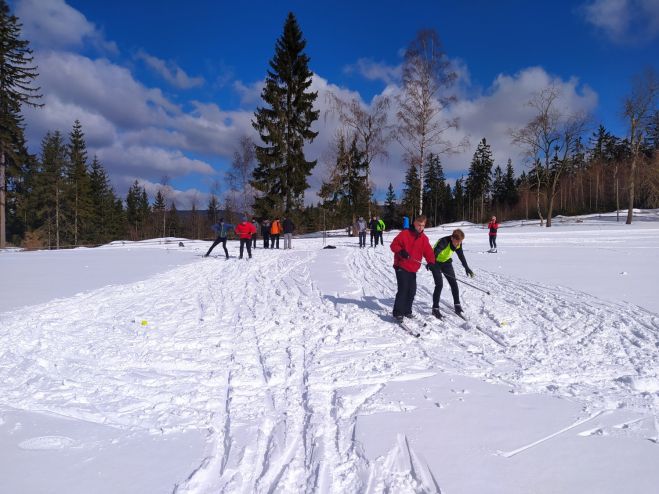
226,135,256,215
325,92,391,217
511,85,588,227
395,29,468,216
622,68,659,224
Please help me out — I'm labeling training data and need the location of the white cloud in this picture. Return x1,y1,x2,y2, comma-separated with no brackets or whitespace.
136,50,205,89
96,145,215,177
342,58,401,85
581,0,659,43
115,177,210,209
16,0,117,53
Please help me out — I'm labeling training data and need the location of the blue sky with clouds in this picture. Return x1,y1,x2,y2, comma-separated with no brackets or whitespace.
12,0,659,208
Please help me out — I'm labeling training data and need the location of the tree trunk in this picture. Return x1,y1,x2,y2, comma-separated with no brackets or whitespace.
626,155,637,224
0,150,5,248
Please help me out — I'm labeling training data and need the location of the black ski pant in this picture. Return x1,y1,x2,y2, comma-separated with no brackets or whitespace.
489,235,497,249
375,232,384,246
370,231,376,246
358,231,366,247
393,267,417,317
206,236,228,258
251,235,257,249
263,233,270,248
430,261,460,307
270,234,280,249
239,238,252,259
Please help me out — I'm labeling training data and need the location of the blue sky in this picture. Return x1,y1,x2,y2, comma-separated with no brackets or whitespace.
13,0,659,208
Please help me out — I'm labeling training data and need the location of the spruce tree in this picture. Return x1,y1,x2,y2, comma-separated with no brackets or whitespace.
383,183,398,229
466,138,494,222
207,194,220,226
37,131,67,248
401,163,421,219
88,156,117,244
0,0,41,247
67,120,92,245
504,159,518,209
251,12,319,216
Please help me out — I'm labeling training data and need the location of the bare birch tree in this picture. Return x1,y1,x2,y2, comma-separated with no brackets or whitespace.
325,92,391,218
395,29,467,216
226,135,256,215
511,85,588,227
623,68,659,224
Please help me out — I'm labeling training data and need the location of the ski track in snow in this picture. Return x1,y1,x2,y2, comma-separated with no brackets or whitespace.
1,236,659,492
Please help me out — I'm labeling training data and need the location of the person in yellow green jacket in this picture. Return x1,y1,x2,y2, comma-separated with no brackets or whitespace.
427,228,474,318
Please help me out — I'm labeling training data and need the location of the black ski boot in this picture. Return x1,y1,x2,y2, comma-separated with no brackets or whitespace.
432,307,443,319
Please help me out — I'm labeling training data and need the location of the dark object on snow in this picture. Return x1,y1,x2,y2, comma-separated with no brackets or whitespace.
323,245,336,249
178,242,185,247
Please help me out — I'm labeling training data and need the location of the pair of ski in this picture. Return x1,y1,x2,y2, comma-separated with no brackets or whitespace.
393,310,465,338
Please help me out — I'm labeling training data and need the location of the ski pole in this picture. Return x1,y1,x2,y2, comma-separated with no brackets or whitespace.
444,272,491,295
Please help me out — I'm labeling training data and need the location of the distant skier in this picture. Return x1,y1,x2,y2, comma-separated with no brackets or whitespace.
488,215,499,252
235,216,257,259
357,216,367,248
251,219,259,249
283,216,295,249
428,229,474,318
369,215,378,247
375,217,386,246
270,217,282,249
390,215,436,322
261,219,271,249
205,219,234,259
403,216,410,229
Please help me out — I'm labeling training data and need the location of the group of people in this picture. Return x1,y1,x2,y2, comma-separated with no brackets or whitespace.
204,215,296,259
390,214,499,322
353,215,386,248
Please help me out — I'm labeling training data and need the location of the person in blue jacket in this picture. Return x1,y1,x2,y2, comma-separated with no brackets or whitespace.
204,218,234,258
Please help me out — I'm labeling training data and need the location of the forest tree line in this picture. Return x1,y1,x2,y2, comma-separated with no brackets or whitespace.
1,5,658,248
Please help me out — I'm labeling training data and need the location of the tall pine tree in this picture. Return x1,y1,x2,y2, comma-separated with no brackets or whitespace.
0,0,41,247
401,163,421,219
67,120,92,245
251,12,319,216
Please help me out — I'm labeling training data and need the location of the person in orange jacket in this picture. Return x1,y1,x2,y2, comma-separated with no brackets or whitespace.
235,216,257,259
270,217,282,249
389,215,436,322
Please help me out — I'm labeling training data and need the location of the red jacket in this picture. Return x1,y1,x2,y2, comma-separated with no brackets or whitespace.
488,221,499,236
390,228,435,272
235,221,256,239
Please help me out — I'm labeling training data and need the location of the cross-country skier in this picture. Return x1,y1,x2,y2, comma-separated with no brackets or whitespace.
428,229,475,318
235,216,257,259
390,215,436,322
204,218,234,259
488,216,499,252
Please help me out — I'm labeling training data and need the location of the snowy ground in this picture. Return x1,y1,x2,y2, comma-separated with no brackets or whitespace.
1,211,658,493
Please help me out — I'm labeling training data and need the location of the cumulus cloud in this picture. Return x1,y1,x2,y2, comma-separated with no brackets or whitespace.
136,50,205,89
342,58,401,85
16,0,117,53
581,0,659,43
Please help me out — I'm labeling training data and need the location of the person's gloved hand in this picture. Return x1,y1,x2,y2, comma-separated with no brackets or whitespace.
425,263,432,271
466,268,475,278
399,249,410,259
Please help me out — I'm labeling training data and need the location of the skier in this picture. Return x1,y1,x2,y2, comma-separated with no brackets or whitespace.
357,216,367,248
369,215,378,247
204,218,234,259
261,218,271,249
251,218,259,249
427,229,475,318
235,216,257,259
487,215,499,252
270,217,282,249
375,217,386,246
282,216,295,249
390,215,436,322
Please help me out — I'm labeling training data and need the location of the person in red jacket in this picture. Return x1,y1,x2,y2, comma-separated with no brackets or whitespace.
234,216,257,259
487,215,499,252
389,215,436,322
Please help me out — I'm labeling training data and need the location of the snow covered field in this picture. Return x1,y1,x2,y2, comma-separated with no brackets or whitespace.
1,211,658,493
